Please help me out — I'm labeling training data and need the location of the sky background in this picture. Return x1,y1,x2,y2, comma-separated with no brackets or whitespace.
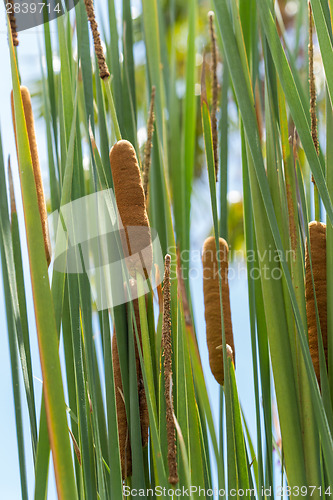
0,1,258,497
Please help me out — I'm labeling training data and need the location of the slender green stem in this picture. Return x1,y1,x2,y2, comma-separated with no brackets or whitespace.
314,183,321,221
104,78,122,141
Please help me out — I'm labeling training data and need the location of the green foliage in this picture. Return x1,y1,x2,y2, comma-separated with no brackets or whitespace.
1,0,333,498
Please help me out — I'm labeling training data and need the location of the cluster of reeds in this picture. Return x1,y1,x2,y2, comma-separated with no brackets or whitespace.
2,1,333,499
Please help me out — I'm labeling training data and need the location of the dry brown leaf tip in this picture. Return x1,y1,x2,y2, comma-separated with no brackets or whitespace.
11,86,52,267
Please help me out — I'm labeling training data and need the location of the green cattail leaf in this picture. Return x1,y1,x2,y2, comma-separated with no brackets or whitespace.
142,0,168,157
255,0,333,223
34,87,79,500
107,0,123,132
182,0,197,261
8,19,78,500
213,2,333,485
100,310,123,498
228,362,251,496
327,84,333,403
0,139,29,500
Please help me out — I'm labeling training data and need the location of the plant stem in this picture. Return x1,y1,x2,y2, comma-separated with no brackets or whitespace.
104,78,122,141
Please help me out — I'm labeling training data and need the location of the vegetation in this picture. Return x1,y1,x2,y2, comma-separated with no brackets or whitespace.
1,0,333,498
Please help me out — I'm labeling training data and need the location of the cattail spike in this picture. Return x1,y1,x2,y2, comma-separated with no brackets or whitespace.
305,221,328,385
162,254,179,485
84,0,110,80
7,0,19,47
127,281,149,448
143,86,156,203
308,2,319,162
112,334,132,479
109,140,152,278
202,236,235,385
209,12,219,181
11,86,51,267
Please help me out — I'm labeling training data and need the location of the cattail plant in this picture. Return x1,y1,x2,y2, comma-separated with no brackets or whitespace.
308,2,319,158
162,254,178,485
112,281,149,480
84,0,110,80
202,236,234,385
305,221,328,384
6,0,19,46
128,282,149,448
308,1,322,226
11,86,51,266
4,1,333,497
112,334,132,479
209,12,219,181
143,86,156,202
109,139,152,277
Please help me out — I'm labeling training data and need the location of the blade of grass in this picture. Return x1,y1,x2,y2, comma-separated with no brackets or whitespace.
255,0,333,222
68,274,97,500
213,2,333,482
228,361,251,497
107,0,123,132
100,310,123,497
241,128,265,497
0,233,29,500
182,0,197,269
201,80,239,494
327,85,333,406
8,22,78,500
11,193,38,460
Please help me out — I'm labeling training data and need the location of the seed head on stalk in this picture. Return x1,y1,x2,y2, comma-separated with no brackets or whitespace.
162,254,179,485
84,0,110,80
6,0,19,47
209,11,219,181
143,86,156,204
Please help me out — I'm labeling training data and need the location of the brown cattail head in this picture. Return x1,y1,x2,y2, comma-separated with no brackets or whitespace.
305,221,328,384
162,254,179,485
143,86,156,203
202,236,234,385
11,86,51,267
209,12,219,181
112,333,132,479
7,0,19,47
84,0,110,80
110,140,153,278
